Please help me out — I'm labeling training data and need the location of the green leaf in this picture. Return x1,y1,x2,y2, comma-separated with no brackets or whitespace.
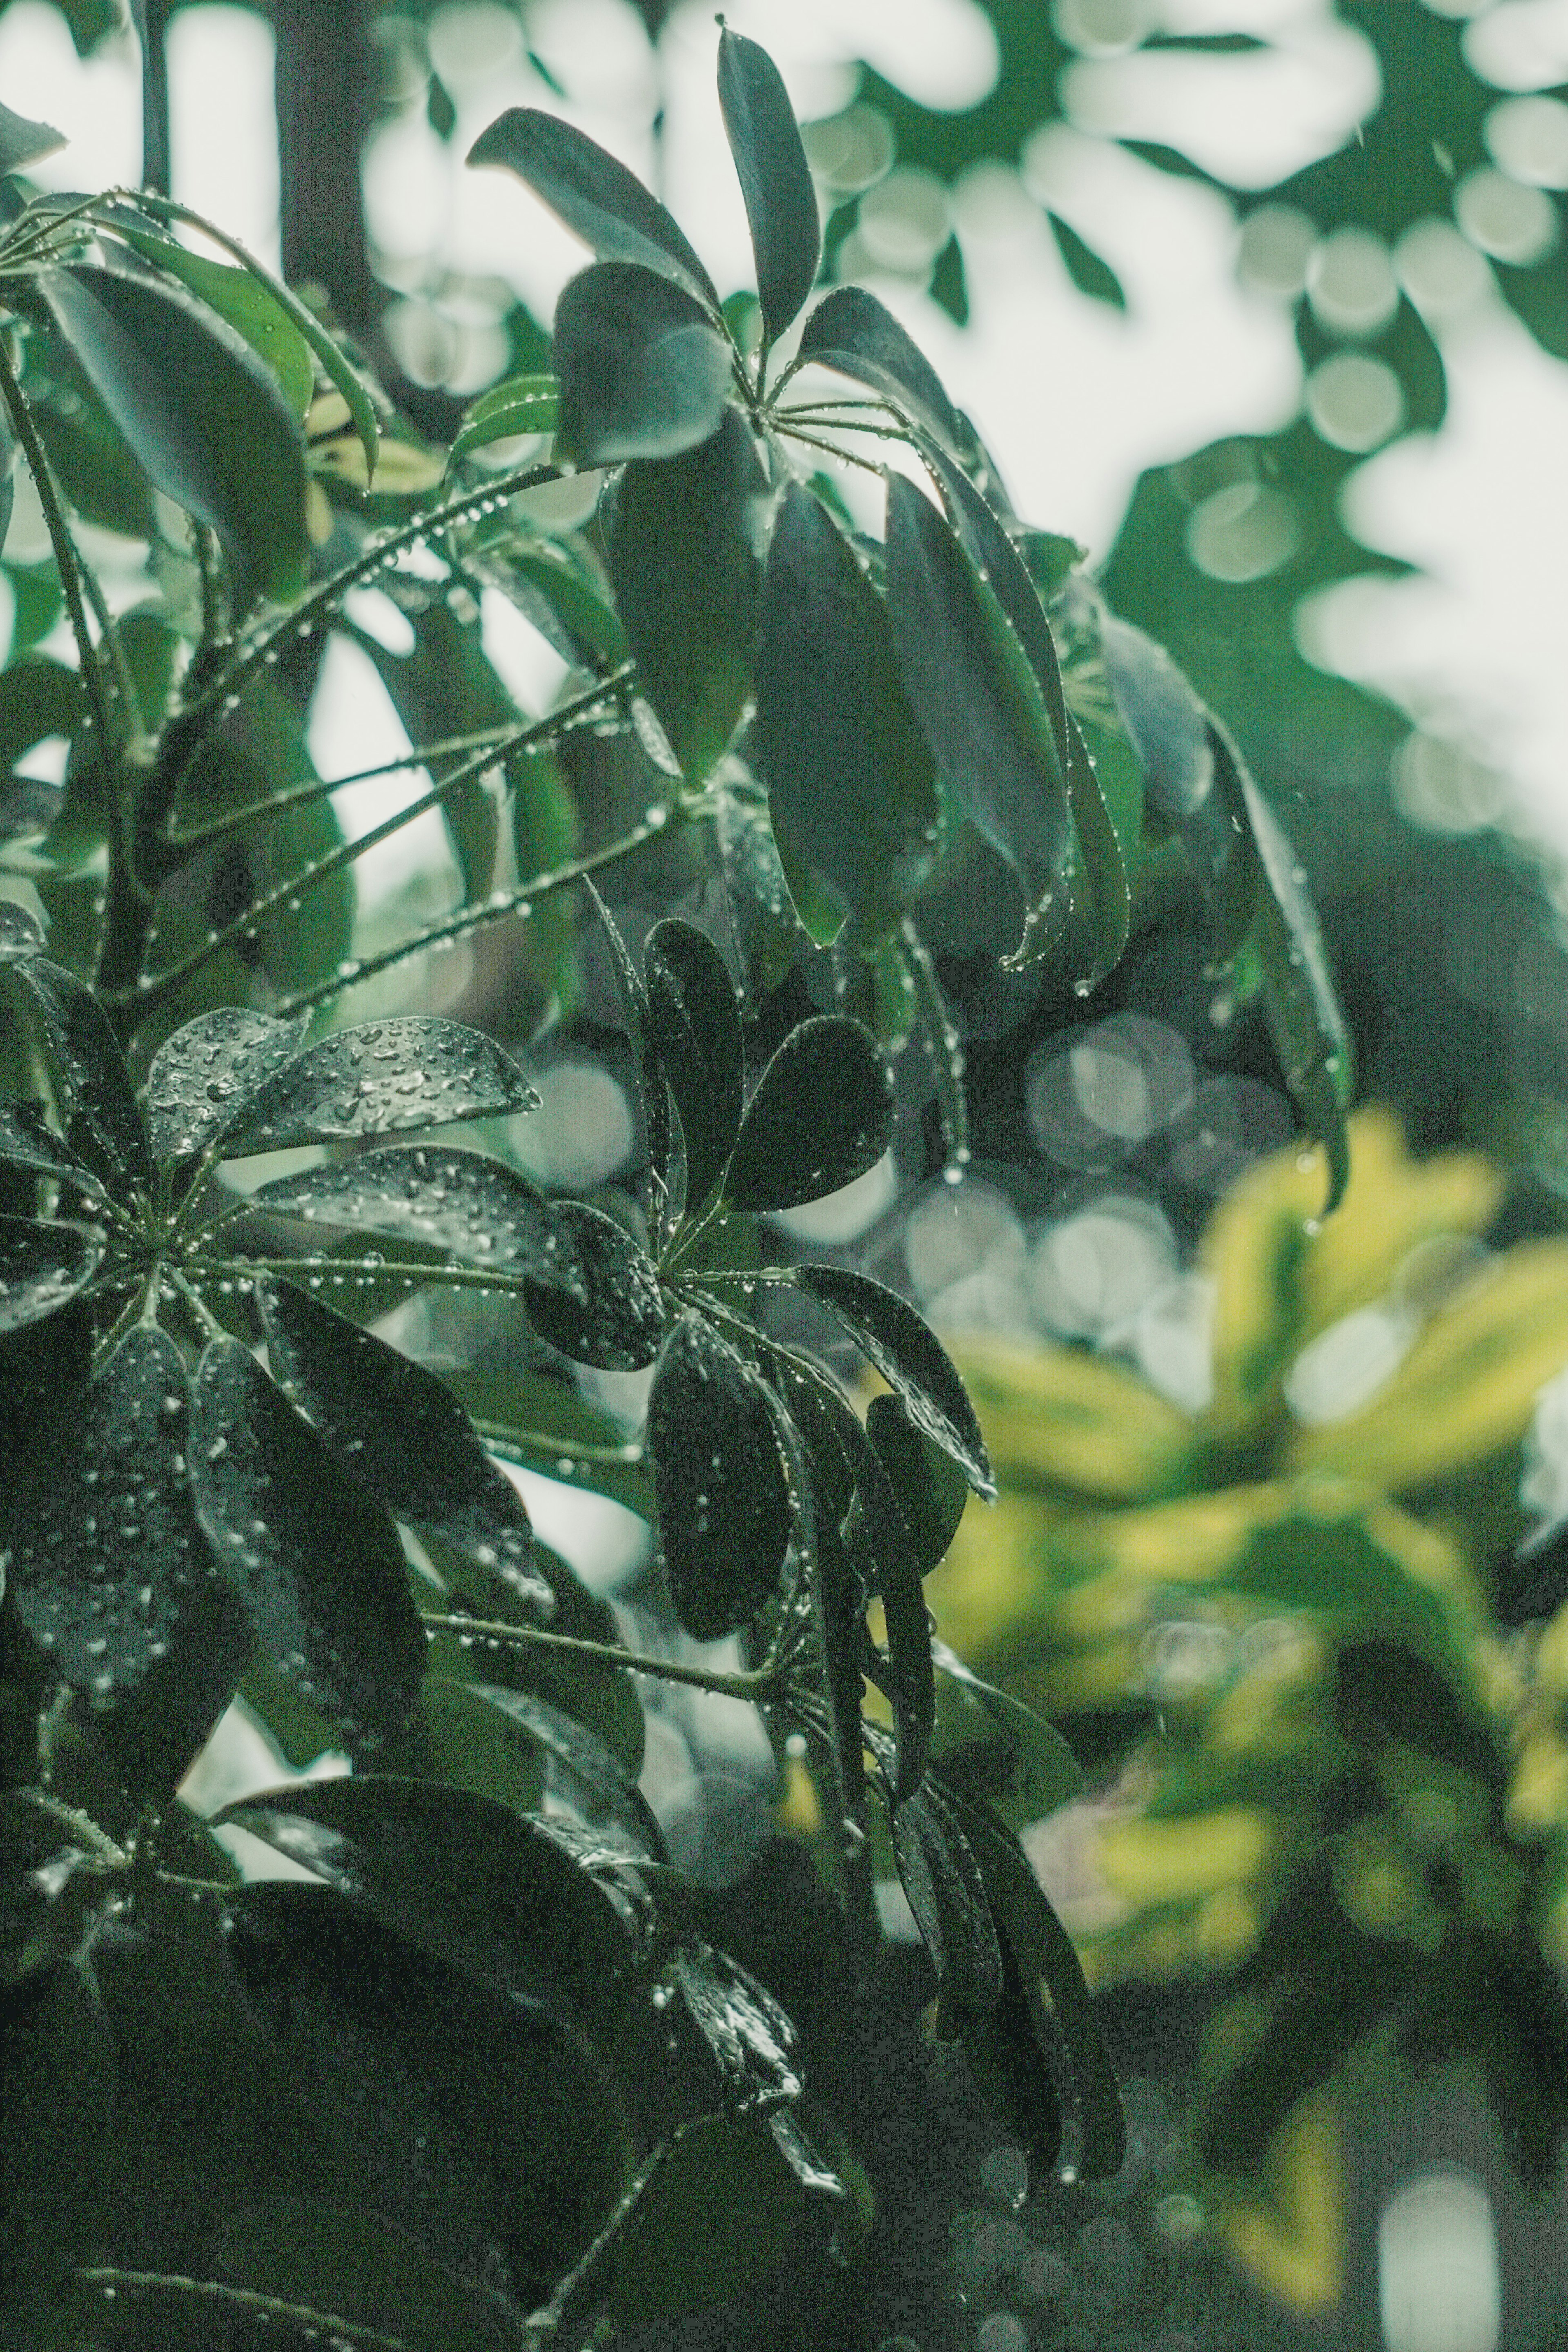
451,370,561,465
552,260,734,468
0,659,84,785
1098,614,1214,824
468,107,722,313
223,1017,539,1154
6,954,151,1192
888,1769,1002,2016
794,1261,993,1495
144,1006,311,1163
0,901,43,958
1046,212,1127,310
717,27,821,349
929,1637,1086,1817
92,1563,255,1810
0,1098,81,1183
582,880,672,1219
643,917,744,1211
524,1199,666,1369
837,1414,933,1799
0,1294,91,1471
0,1213,102,1333
190,1337,426,1748
762,1376,867,1829
885,472,1073,969
608,410,769,785
755,481,939,945
0,100,65,176
222,1882,632,2308
667,1934,804,2115
3,1326,217,1703
97,217,316,414
648,1310,791,1641
252,1145,575,1286
43,259,307,606
0,1962,114,2334
258,1278,550,1609
461,1679,667,1861
725,1013,892,1213
793,283,964,450
865,1392,971,1575
446,1363,652,1518
207,2200,524,2352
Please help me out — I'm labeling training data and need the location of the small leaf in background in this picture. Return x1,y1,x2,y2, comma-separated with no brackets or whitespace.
1046,212,1127,310
793,283,964,451
796,1263,993,1497
4,1327,214,1703
755,483,939,945
253,1145,575,1286
648,1312,791,1641
0,1961,114,2335
190,1337,426,1747
725,1014,892,1213
643,917,744,1210
6,955,151,1192
258,1280,550,1610
717,27,821,351
144,1005,310,1163
609,410,769,785
865,1393,972,1574
552,261,733,468
667,1935,803,2114
468,108,722,313
0,98,65,176
450,370,561,466
0,1214,102,1334
523,1199,666,1368
225,1017,539,1153
43,260,308,607
0,901,43,957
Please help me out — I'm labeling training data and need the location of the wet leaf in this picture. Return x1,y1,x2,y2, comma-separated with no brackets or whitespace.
755,481,939,945
609,410,769,785
833,1408,933,1798
553,261,733,468
469,108,722,313
224,1017,539,1153
648,1311,791,1640
190,1337,426,1747
0,901,43,957
252,1145,574,1286
581,880,671,1218
667,1934,802,2115
886,1766,1002,2016
0,1098,82,1183
796,1261,993,1495
0,1213,102,1334
717,26,820,348
725,1014,892,1213
99,215,316,414
0,99,65,176
524,1199,665,1369
4,1327,217,1703
865,1392,972,1573
929,1638,1086,1818
258,1278,549,1610
764,1378,867,1828
144,1006,310,1163
793,283,964,452
6,955,151,1192
462,1680,667,1862
643,917,744,1211
450,370,561,466
0,1962,115,2333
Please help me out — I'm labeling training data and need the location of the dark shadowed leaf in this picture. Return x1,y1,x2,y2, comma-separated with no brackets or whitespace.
463,1680,667,1862
648,1312,791,1640
225,1017,539,1153
0,99,65,175
833,1409,933,1799
755,482,939,944
668,1935,802,2115
0,1295,91,1472
886,1767,1002,2016
524,1199,665,1368
44,260,307,605
0,1098,81,1183
144,1006,311,1163
0,1214,101,1333
190,1338,426,1747
1046,212,1127,309
222,1882,632,2307
0,901,43,956
6,955,150,1192
725,1014,892,1212
929,1639,1086,1817
717,27,821,348
252,1145,575,1287
865,1393,971,1573
258,1279,549,1610
583,880,672,1218
796,1262,993,1494
553,261,733,468
793,283,963,451
450,370,561,466
956,1945,1065,2188
445,1365,651,1521
0,1962,115,2333
4,1327,215,1703
762,1380,866,1829
99,216,316,414
468,108,722,312
93,1565,255,1810
609,411,769,785
643,917,744,1209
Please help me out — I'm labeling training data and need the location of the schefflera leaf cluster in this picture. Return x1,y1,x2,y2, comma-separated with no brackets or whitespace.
466,25,1351,1200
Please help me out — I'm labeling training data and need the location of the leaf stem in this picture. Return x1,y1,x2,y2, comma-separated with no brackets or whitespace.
14,1788,130,1868
75,2272,421,2352
420,1612,783,1702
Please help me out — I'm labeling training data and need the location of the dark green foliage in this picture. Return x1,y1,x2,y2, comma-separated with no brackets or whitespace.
795,1262,992,1495
725,1013,894,1212
552,261,734,468
717,25,821,352
642,914,746,1207
523,1198,666,1368
649,1311,791,1640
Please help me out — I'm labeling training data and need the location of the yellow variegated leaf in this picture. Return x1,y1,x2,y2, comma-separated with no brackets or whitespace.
1098,1806,1272,1906
927,1489,1063,1662
946,1333,1193,1500
1507,1728,1568,1837
1218,2095,1346,2315
1285,1240,1568,1491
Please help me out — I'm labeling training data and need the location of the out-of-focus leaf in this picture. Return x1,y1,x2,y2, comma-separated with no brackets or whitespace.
643,917,744,1210
793,283,963,451
725,1013,893,1212
6,954,150,1192
251,1145,575,1286
452,371,561,465
523,1199,665,1369
648,1311,791,1641
0,660,84,793
0,901,43,958
0,1213,101,1334
1046,212,1127,309
144,1006,310,1164
0,100,65,175
552,261,733,468
796,1261,992,1495
0,1962,115,2333
224,1017,539,1154
717,26,821,349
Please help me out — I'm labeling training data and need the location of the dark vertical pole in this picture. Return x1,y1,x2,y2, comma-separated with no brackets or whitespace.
130,0,171,196
273,0,380,344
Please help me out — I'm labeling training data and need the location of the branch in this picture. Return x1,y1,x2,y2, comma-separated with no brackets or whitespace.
76,2272,420,2352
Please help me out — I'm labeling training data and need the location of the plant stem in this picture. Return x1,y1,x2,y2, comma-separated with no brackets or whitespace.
420,1612,784,1702
15,1788,130,1868
76,2272,419,2352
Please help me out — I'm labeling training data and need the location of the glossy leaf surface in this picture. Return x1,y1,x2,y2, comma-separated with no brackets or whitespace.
725,1014,893,1212
0,901,43,957
144,1006,310,1163
797,1262,993,1496
0,1099,81,1183
648,1312,791,1640
865,1392,971,1574
252,1145,573,1284
794,284,964,450
643,917,744,1209
0,1214,101,1334
225,1017,539,1153
889,1773,1003,2017
7,955,150,1192
552,261,733,468
523,1199,665,1368
717,26,820,347
668,1935,803,2114
451,371,561,465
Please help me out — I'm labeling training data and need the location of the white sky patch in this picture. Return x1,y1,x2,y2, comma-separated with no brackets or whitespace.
306,632,453,902
167,4,281,263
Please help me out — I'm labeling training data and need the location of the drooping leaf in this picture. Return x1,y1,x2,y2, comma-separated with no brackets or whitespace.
761,1377,867,1829
0,1962,115,2334
451,370,561,466
667,1935,803,2116
6,955,150,1192
929,1638,1086,1816
189,1337,426,1747
795,1262,992,1497
581,880,672,1220
225,1017,539,1154
97,215,316,414
258,1279,549,1609
717,27,821,349
144,1006,311,1163
648,1311,791,1641
0,1214,101,1334
609,410,769,785
552,261,733,468
864,1392,972,1574
725,1014,893,1213
643,918,744,1211
793,283,964,452
884,1761,1002,2018
755,482,939,945
836,1411,934,1799
462,1680,667,1862
4,1327,216,1703
0,100,65,176
523,1199,665,1369
885,471,1072,965
43,259,307,605
251,1145,575,1287
0,1098,82,1183
468,108,722,312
